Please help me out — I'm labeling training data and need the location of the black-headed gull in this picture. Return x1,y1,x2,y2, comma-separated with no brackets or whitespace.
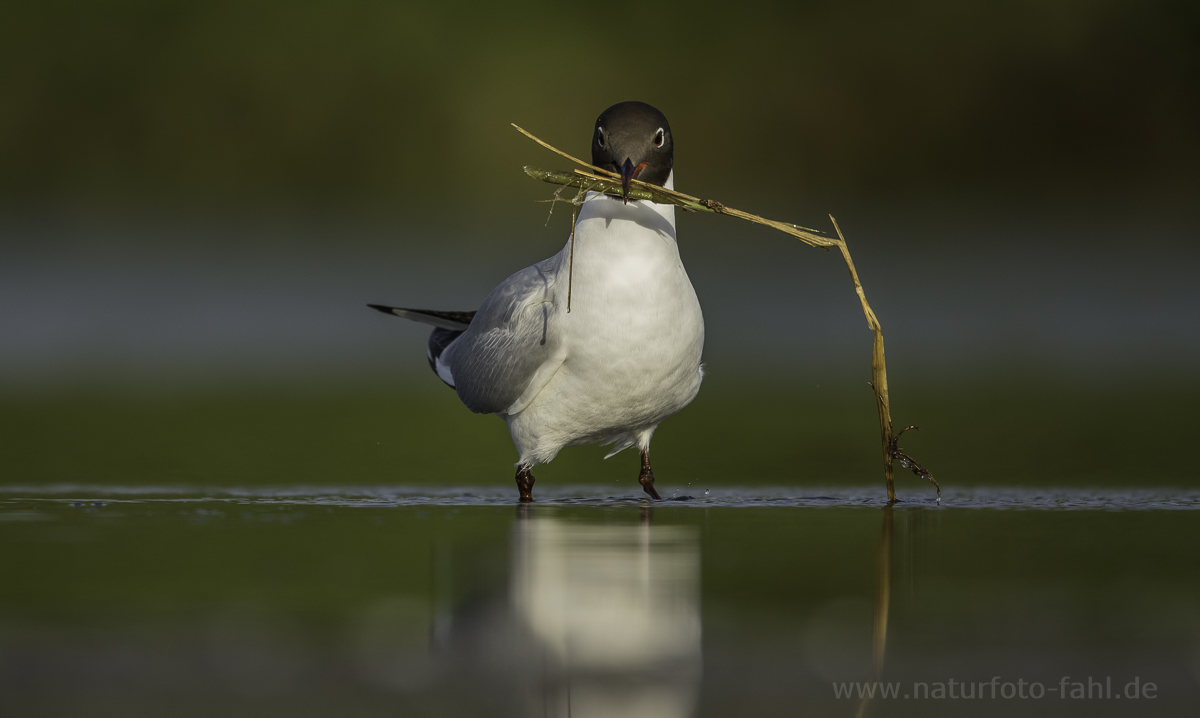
371,101,704,502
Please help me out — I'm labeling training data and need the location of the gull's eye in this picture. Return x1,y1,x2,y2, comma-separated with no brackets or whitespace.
596,128,606,148
653,128,665,147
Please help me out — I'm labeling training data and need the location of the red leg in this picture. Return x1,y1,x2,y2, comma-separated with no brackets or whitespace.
638,449,662,500
515,465,536,502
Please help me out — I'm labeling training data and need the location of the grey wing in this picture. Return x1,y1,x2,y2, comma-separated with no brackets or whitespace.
442,259,563,415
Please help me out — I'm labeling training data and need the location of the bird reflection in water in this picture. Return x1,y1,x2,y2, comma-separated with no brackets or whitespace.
510,506,702,718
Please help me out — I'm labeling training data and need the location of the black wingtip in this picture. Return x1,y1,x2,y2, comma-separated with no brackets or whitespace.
367,304,397,315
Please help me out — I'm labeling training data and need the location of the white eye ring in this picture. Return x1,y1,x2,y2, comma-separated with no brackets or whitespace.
596,127,606,148
653,128,665,147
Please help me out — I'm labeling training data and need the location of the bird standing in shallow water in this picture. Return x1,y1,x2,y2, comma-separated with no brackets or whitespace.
371,101,704,502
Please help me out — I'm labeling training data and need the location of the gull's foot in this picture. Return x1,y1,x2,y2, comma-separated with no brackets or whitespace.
515,466,536,503
639,468,662,500
638,449,662,500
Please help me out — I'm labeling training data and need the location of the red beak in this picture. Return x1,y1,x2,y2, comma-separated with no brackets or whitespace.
617,158,649,204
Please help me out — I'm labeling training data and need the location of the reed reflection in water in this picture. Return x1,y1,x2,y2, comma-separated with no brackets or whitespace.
856,505,939,718
510,509,701,718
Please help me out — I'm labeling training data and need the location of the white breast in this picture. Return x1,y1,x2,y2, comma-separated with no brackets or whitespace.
506,175,706,465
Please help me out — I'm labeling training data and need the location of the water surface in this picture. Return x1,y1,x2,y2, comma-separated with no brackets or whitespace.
3,486,1197,717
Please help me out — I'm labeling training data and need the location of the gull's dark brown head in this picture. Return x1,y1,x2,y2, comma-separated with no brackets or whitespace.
591,101,674,203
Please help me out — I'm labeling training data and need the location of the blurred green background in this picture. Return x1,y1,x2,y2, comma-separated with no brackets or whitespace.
2,0,1198,491
4,0,1198,215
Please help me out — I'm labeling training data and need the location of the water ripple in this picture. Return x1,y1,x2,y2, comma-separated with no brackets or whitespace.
1,484,1199,510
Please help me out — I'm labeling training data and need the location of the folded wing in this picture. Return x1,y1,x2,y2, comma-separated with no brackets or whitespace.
442,260,565,416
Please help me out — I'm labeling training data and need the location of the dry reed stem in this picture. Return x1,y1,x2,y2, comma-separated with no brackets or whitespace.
512,124,938,502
